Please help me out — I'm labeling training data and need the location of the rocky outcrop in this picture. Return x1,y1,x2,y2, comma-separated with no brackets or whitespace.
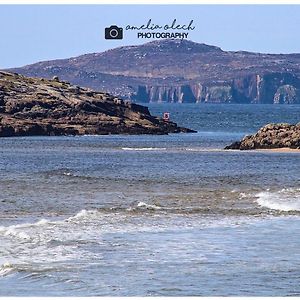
0,71,195,137
7,39,300,104
225,123,300,150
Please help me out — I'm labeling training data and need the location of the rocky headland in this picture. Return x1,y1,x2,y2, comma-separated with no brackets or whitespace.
225,123,300,150
8,39,300,104
0,71,194,137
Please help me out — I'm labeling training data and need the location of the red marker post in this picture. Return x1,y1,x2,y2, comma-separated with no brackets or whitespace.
163,112,170,122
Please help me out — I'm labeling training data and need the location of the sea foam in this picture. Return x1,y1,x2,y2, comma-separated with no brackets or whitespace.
122,147,167,151
0,262,14,277
256,188,300,212
136,201,162,210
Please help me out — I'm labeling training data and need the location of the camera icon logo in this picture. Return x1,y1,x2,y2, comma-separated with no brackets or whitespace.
105,25,123,40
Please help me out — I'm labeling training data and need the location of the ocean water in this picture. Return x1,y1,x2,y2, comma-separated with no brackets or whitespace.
0,104,299,296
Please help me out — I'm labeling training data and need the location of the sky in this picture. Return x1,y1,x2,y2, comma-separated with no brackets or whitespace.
1,5,300,68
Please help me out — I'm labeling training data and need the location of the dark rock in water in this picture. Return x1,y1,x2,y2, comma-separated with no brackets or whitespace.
225,123,300,150
0,71,195,137
224,141,241,150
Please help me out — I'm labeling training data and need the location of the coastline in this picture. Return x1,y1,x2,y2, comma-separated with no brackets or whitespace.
224,123,300,151
225,147,300,153
1,104,300,297
255,147,300,153
0,71,195,137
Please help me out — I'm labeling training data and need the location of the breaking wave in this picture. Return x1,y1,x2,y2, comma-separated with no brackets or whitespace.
127,201,163,211
0,262,14,277
121,147,222,152
121,147,167,151
256,188,300,212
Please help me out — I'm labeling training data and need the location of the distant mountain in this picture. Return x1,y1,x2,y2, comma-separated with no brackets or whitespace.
8,39,300,104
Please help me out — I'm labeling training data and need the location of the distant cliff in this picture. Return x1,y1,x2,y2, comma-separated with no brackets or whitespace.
7,39,300,104
132,73,300,104
0,71,194,137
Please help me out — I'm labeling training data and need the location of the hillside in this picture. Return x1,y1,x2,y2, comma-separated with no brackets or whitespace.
0,71,193,137
8,39,300,104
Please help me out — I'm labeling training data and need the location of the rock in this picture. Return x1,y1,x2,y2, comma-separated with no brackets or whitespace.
68,85,81,94
0,71,196,137
273,85,299,104
224,141,241,150
0,125,15,137
225,123,300,150
52,76,59,82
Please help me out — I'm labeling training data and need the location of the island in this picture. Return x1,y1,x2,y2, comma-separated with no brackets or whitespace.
225,123,300,150
0,71,195,137
9,39,300,104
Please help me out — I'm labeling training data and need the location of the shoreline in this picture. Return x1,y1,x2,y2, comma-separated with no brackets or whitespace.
226,147,300,153
255,147,300,153
224,123,300,151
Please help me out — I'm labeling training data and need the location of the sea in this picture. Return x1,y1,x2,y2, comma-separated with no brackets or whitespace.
0,104,299,296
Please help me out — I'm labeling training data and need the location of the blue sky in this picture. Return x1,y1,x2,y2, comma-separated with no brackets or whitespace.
1,5,300,68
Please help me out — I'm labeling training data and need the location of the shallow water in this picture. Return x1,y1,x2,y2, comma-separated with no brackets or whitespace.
0,104,299,296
